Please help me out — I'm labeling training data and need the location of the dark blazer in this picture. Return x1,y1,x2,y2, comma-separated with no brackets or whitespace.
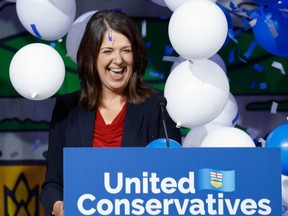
40,90,182,215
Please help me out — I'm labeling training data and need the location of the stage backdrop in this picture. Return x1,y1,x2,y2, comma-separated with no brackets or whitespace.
1,13,288,216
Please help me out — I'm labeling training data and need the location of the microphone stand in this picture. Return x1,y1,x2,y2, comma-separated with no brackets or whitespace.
159,102,170,148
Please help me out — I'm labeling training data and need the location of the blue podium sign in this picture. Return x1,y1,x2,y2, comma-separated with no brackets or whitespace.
64,147,281,216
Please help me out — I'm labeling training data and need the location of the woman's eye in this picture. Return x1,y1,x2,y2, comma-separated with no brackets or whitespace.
102,50,112,54
123,49,132,53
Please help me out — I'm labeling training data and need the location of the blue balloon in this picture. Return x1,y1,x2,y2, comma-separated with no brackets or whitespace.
252,6,288,56
252,0,288,8
146,138,181,148
265,124,288,176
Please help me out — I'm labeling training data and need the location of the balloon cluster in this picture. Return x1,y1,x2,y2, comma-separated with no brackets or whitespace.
149,0,256,148
9,0,76,100
148,0,255,148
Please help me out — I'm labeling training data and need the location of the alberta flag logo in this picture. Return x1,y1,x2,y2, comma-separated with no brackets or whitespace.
210,171,223,189
198,168,235,192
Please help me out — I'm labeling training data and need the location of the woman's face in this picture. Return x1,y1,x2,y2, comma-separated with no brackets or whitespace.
97,30,134,95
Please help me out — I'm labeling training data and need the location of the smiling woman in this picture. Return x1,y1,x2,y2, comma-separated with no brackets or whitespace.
40,9,182,216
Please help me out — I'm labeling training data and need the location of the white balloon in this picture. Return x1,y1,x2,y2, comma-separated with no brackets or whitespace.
66,11,97,63
168,0,228,60
209,53,227,74
171,54,227,73
150,0,167,7
200,127,256,147
16,0,76,41
9,43,65,100
164,0,217,12
212,92,238,126
183,123,223,147
183,93,238,147
164,59,230,128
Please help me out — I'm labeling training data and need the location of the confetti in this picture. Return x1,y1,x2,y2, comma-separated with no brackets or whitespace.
148,71,164,79
272,61,285,75
238,54,247,63
260,82,267,89
253,63,263,72
50,42,56,48
145,41,152,48
249,19,257,28
258,138,266,147
228,48,235,63
228,29,238,44
162,56,179,62
33,139,41,151
30,24,42,38
141,19,147,38
232,112,239,125
247,128,257,139
164,45,174,56
243,40,257,58
270,101,278,114
242,17,251,30
108,29,112,42
267,19,279,38
250,80,257,89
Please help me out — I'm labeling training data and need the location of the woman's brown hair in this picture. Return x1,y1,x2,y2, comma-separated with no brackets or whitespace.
77,9,153,110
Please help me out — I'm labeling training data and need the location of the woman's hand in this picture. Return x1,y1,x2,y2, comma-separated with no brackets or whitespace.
52,201,64,216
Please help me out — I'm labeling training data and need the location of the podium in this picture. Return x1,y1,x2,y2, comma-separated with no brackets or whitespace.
64,147,281,215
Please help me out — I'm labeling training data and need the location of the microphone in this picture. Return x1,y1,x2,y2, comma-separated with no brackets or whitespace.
158,95,170,147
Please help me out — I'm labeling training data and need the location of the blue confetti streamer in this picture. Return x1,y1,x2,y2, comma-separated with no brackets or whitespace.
244,40,258,58
228,48,235,63
232,112,239,125
30,24,42,38
50,42,56,48
260,82,267,89
238,52,247,63
228,29,238,44
229,2,238,12
242,17,251,30
149,70,164,79
253,64,263,72
164,45,174,56
108,29,112,42
33,139,41,151
250,80,257,89
247,8,261,20
145,41,152,48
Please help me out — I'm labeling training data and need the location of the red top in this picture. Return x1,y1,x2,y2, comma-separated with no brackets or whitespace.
92,102,127,147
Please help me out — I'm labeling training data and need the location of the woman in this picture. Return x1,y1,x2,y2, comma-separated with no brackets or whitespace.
41,9,181,216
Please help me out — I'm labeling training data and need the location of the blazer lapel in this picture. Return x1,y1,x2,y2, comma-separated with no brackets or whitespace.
122,102,144,147
78,107,95,147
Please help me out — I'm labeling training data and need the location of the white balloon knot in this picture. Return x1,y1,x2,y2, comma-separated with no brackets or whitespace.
31,92,38,99
176,122,182,128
